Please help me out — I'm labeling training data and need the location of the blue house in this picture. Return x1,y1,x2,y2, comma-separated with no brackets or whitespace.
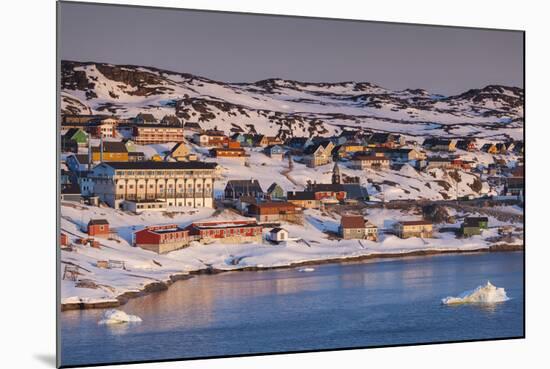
264,145,285,159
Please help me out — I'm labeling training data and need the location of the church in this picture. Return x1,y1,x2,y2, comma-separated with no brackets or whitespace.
305,163,369,202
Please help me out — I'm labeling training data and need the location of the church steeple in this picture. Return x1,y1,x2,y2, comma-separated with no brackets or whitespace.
332,162,341,184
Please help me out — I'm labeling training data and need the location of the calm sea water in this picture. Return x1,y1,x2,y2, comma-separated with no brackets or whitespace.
60,252,524,367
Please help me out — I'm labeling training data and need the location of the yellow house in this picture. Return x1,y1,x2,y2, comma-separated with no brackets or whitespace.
91,142,128,162
169,142,191,161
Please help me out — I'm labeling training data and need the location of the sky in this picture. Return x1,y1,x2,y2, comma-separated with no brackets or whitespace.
58,2,524,95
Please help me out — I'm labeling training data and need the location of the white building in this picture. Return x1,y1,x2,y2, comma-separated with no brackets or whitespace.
266,227,289,242
90,161,218,209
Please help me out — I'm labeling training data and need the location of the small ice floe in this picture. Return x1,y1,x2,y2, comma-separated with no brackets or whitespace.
98,309,142,325
298,267,315,273
441,281,510,305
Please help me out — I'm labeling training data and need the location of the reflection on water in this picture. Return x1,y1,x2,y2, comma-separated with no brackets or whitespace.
61,252,524,367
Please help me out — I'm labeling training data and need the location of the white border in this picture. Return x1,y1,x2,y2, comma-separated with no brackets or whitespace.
2,1,548,368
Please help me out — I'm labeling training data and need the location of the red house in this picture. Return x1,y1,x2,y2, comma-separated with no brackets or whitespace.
60,233,69,247
187,219,262,244
87,219,110,237
247,202,301,222
134,224,189,254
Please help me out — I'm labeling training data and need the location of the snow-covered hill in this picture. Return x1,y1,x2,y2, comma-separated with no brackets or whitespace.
61,61,524,140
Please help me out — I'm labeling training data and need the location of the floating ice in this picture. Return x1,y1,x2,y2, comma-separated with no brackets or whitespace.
441,281,510,305
98,309,142,325
298,267,315,272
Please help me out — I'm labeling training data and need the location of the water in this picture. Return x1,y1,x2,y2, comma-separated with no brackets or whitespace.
60,252,524,367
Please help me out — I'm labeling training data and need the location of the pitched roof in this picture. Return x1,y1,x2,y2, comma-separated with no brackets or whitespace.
398,220,433,226
135,113,157,122
99,161,217,170
160,115,181,125
267,182,282,193
225,179,264,193
287,191,316,200
88,218,109,225
91,141,128,153
463,217,489,227
341,215,366,229
269,227,287,234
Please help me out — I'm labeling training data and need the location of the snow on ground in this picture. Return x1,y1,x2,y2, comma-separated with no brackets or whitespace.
60,201,522,306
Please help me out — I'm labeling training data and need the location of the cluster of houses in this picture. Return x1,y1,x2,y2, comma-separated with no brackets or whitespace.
60,113,521,254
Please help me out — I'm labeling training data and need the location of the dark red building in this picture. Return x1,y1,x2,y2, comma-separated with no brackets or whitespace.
187,219,262,243
134,224,189,254
87,219,110,237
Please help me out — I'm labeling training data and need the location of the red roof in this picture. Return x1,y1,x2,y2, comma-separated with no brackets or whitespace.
340,215,366,229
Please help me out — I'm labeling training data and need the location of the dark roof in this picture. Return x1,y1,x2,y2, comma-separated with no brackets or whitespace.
100,161,217,170
61,183,81,194
308,183,346,192
423,138,453,146
287,191,316,201
303,142,329,155
64,128,86,138
341,215,366,229
286,137,309,145
91,141,128,153
135,113,157,122
267,182,282,193
269,227,286,234
128,151,145,157
399,220,433,226
134,123,182,129
160,115,181,125
88,219,109,226
225,179,263,193
342,184,369,200
184,122,202,129
463,217,489,227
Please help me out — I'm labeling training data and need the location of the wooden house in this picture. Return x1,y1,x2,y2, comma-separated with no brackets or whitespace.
134,224,189,254
87,219,110,237
91,141,129,162
303,141,334,168
266,182,285,200
248,202,301,223
195,130,229,147
395,220,433,239
422,138,457,152
187,219,263,244
224,180,264,200
168,142,191,161
481,143,499,154
287,191,320,209
266,227,289,242
461,217,489,237
339,215,378,241
349,153,390,170
62,128,88,152
264,145,285,159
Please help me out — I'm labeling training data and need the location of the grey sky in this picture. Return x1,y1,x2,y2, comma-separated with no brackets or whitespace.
58,1,523,95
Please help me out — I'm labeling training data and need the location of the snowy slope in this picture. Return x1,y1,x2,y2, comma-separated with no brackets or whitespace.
61,61,524,140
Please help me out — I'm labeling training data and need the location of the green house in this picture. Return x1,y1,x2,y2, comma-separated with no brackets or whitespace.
267,182,285,200
461,217,489,237
62,128,88,152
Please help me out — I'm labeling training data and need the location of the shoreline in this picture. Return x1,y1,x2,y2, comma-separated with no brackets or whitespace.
60,243,523,311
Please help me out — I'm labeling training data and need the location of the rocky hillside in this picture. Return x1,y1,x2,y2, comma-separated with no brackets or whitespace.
61,60,524,140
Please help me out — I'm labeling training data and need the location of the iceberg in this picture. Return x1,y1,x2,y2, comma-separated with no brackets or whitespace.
298,267,315,272
98,309,142,325
441,281,510,305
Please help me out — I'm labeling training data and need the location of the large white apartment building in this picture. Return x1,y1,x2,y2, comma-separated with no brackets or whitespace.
90,161,218,209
